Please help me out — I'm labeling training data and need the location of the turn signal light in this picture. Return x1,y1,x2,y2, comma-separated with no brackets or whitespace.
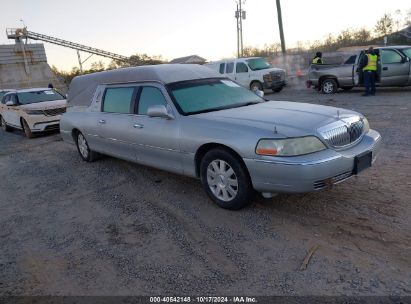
256,148,277,156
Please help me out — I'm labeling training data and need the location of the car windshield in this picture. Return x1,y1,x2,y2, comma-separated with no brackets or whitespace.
402,48,411,59
17,90,65,105
168,78,265,115
246,58,272,71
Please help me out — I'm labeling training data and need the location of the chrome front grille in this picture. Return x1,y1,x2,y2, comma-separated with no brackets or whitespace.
320,118,365,148
42,107,66,116
270,71,285,81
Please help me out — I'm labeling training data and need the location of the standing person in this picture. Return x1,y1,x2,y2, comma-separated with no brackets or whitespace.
360,47,378,96
312,52,324,92
312,52,324,64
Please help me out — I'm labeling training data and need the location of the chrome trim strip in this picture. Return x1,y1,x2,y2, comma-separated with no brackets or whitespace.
87,133,180,153
33,120,60,126
246,155,341,166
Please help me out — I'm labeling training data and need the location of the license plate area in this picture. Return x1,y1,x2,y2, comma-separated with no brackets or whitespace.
353,151,372,174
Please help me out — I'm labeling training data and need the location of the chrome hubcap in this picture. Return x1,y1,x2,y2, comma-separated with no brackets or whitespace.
207,160,238,202
77,134,89,158
323,82,334,93
251,84,260,91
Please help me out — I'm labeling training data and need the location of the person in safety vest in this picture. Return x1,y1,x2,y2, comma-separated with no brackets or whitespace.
360,47,378,96
312,52,324,64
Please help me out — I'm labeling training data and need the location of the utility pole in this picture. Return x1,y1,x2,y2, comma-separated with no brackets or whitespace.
276,0,286,55
235,1,246,58
236,3,240,58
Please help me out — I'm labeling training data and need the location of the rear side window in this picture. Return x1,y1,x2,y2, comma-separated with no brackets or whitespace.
138,87,168,115
226,62,234,74
103,87,135,113
0,92,7,102
219,63,225,74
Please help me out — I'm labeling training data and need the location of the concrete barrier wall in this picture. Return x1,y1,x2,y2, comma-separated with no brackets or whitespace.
0,43,67,93
0,62,67,93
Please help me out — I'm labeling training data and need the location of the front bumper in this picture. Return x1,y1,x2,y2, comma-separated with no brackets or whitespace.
243,129,382,193
27,116,62,132
263,80,287,90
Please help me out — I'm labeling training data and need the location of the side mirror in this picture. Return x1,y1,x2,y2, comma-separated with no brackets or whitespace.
255,90,264,98
402,57,410,63
147,104,174,120
6,101,15,106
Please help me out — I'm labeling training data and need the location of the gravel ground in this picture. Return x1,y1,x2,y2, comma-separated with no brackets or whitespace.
0,81,410,296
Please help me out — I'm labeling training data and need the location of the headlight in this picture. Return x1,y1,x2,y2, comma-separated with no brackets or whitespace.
25,110,43,115
362,117,370,133
256,136,326,156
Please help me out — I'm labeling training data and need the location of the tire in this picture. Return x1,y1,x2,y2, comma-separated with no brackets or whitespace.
321,79,338,94
22,119,35,138
250,81,263,92
200,148,254,210
1,116,12,132
75,131,99,162
272,87,283,93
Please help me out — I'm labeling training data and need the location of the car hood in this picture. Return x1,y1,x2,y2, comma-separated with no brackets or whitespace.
195,100,360,138
266,67,285,73
18,99,67,110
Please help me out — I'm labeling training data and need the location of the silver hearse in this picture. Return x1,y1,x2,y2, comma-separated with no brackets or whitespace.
60,64,381,210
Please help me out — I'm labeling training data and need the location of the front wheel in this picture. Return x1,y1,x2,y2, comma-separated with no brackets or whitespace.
22,119,35,138
76,131,99,162
321,79,338,94
200,148,254,210
250,81,263,92
1,116,12,132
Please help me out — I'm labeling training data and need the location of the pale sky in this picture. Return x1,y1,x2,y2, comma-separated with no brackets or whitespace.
1,0,410,71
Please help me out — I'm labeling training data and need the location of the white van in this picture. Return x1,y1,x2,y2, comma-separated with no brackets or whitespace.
206,57,286,93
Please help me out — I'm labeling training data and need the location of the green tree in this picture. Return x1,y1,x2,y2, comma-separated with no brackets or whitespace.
90,61,105,71
405,9,411,26
353,28,371,42
375,13,394,36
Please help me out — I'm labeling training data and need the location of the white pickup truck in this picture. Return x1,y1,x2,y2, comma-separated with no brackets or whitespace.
206,57,286,93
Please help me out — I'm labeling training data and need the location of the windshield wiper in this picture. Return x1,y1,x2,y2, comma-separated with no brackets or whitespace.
219,101,262,110
187,101,262,115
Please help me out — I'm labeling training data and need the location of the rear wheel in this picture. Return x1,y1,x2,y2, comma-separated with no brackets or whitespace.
76,131,99,162
272,87,283,93
321,79,338,94
1,116,12,132
250,81,263,92
200,148,254,210
22,119,35,138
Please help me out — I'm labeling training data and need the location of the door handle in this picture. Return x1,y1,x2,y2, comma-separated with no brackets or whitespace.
133,124,144,129
383,67,388,71
99,119,106,124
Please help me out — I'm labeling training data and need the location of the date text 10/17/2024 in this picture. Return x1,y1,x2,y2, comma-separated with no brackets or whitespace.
149,297,258,303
